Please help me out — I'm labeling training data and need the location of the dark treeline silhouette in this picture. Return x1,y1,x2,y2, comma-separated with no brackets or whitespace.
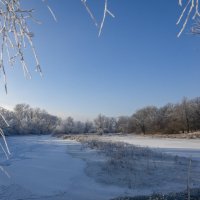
1,97,200,135
120,97,200,134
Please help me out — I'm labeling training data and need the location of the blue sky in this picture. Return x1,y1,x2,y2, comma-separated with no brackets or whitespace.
1,0,200,120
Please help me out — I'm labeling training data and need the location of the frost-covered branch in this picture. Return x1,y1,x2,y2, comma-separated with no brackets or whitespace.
81,0,98,27
1,0,200,93
0,110,10,158
0,0,42,93
42,0,57,22
191,18,200,33
177,0,200,36
98,0,115,37
81,0,115,36
0,0,115,93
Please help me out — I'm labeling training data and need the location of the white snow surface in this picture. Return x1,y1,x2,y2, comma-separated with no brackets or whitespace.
0,136,130,200
0,135,199,200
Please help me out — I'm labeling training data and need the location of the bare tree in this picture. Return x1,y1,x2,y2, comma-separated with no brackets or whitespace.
94,114,106,134
132,106,158,134
180,97,192,133
116,116,130,134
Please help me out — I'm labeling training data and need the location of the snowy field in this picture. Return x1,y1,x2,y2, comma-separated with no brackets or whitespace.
0,135,199,200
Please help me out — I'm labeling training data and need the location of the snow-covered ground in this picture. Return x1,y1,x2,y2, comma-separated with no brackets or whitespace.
0,135,199,200
0,136,132,200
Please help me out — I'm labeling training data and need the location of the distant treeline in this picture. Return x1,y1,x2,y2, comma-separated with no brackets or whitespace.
1,97,200,135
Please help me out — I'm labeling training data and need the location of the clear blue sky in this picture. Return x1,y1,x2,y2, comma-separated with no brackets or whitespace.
1,0,200,120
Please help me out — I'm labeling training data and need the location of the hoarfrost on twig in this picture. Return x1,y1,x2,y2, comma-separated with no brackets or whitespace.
0,0,43,93
0,165,10,178
0,0,114,93
0,109,10,158
177,0,200,36
81,0,115,37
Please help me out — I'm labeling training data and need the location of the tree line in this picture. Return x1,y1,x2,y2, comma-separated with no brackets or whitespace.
121,97,200,134
1,97,200,135
0,104,117,135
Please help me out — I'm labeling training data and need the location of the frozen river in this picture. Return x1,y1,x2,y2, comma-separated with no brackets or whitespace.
0,135,199,200
100,135,200,161
0,136,129,200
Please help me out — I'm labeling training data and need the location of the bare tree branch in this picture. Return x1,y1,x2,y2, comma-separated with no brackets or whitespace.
81,0,115,36
177,0,200,36
0,0,43,93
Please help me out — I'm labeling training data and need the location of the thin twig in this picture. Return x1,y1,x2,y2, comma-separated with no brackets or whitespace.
177,0,200,36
